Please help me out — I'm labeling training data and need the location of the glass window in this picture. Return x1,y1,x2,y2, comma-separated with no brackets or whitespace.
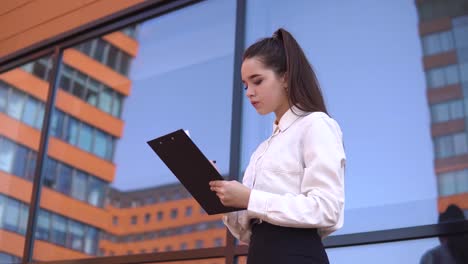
59,71,72,91
195,240,204,249
422,34,440,55
439,31,454,52
22,97,39,127
88,177,105,207
35,103,44,130
84,227,98,255
131,216,137,225
119,53,131,75
0,82,7,112
94,40,106,63
170,209,178,219
68,221,85,251
98,88,113,113
18,203,29,235
438,172,456,196
111,94,122,117
460,63,468,83
453,133,468,155
6,89,25,120
455,169,468,193
0,253,16,263
4,199,20,232
57,164,72,195
71,171,88,201
50,110,64,138
86,79,99,106
185,206,192,217
12,144,28,178
144,213,151,223
450,100,464,120
36,210,50,241
44,158,57,188
65,117,79,145
444,65,459,85
435,136,453,158
32,62,47,80
93,130,107,159
0,138,15,173
51,214,67,246
24,151,37,181
105,136,114,160
107,46,119,71
78,123,93,152
431,103,449,123
453,24,468,48
426,68,445,88
0,195,5,229
157,211,164,221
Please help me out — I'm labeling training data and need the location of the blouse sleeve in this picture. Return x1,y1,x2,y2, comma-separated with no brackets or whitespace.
247,115,346,232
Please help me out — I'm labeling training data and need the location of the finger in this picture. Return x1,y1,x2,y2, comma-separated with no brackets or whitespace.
209,180,224,187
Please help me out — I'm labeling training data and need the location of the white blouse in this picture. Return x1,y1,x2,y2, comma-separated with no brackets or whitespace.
223,107,346,244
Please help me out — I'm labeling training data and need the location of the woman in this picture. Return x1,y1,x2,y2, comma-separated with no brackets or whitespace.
209,28,346,264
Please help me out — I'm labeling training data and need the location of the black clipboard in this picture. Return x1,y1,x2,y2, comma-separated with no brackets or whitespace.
147,129,241,215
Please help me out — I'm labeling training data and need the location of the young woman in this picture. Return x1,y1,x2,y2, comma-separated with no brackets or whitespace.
209,28,346,264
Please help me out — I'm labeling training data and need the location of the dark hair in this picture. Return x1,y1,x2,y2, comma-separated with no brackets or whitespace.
438,204,468,263
243,28,328,115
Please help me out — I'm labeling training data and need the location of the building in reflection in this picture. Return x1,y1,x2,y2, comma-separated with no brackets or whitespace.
0,24,223,262
415,0,468,214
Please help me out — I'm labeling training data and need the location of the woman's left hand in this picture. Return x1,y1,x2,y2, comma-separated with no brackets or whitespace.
209,180,251,208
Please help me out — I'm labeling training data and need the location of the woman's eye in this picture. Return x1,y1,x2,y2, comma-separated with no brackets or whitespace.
243,85,248,90
254,80,262,85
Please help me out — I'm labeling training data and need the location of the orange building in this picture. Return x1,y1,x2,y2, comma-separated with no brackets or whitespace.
0,24,224,262
416,0,468,213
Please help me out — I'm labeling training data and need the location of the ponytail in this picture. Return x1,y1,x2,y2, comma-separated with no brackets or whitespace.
244,28,328,115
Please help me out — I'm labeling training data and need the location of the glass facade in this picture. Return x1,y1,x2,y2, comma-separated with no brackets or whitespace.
0,0,467,263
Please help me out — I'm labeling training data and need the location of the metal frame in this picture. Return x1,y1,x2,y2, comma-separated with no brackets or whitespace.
0,0,466,263
22,47,62,264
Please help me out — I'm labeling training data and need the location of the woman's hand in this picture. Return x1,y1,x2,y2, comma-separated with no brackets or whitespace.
209,180,251,209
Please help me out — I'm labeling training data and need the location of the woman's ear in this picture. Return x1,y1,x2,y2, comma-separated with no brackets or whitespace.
280,72,288,87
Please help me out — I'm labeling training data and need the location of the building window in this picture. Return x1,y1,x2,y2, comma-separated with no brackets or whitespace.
0,138,14,173
6,89,25,120
0,81,7,112
145,213,151,223
185,206,192,217
157,211,164,221
131,216,138,225
170,209,178,219
422,30,454,55
438,169,468,196
68,221,85,251
165,245,172,252
56,163,73,195
434,132,468,158
112,216,118,226
180,242,188,250
430,99,464,123
35,210,50,241
426,64,460,89
195,240,204,249
213,237,223,247
71,171,88,201
51,214,67,246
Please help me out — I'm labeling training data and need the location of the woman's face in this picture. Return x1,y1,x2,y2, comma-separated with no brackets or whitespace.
241,57,289,119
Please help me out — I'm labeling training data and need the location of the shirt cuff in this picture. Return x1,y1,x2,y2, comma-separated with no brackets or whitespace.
247,189,274,219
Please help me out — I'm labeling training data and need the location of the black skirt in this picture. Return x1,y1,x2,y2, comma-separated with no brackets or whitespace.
247,221,329,264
